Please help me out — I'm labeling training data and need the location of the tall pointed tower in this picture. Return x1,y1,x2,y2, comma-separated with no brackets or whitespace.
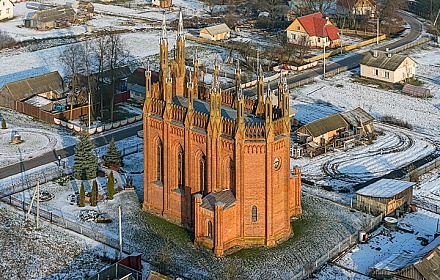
143,12,302,257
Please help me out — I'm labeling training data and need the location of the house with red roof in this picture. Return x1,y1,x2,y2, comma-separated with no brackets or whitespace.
285,12,341,48
336,0,376,18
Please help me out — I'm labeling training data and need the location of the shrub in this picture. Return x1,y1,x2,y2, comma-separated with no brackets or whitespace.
79,182,85,207
107,171,115,200
0,31,16,50
91,180,98,206
1,119,6,129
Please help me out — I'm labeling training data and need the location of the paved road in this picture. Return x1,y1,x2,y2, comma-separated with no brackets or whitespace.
0,12,424,180
250,11,423,95
0,122,143,180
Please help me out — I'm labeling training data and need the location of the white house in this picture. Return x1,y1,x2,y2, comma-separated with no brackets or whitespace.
360,50,416,83
0,0,13,21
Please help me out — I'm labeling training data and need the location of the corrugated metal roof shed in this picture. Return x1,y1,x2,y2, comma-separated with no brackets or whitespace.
356,179,415,198
360,51,412,71
340,107,374,127
302,113,348,137
4,71,64,101
402,84,430,98
373,237,440,276
203,23,231,36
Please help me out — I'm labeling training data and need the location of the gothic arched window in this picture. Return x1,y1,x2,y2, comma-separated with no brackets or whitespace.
157,139,163,181
252,205,257,222
177,145,184,188
200,154,207,194
207,220,213,239
229,158,235,190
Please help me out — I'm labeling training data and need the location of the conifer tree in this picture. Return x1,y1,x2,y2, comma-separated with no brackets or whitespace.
91,180,98,206
1,119,6,129
73,131,98,180
79,182,85,207
104,137,122,168
107,171,115,200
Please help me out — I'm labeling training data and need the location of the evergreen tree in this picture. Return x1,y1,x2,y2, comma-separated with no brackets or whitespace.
104,137,122,168
107,171,115,200
1,119,6,129
79,182,85,207
91,180,98,206
73,131,98,180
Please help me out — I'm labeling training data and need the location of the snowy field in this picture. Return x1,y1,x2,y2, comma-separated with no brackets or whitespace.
1,0,440,277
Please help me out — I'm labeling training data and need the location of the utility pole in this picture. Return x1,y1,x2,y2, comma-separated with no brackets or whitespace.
118,205,122,259
26,182,40,229
377,16,380,44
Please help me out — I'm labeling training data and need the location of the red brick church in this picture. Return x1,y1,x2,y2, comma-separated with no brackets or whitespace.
143,12,302,256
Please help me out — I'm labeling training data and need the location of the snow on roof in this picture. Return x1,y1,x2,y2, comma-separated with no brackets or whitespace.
302,113,349,137
340,107,374,127
372,236,440,273
201,23,231,36
356,179,415,198
360,51,414,71
23,95,52,108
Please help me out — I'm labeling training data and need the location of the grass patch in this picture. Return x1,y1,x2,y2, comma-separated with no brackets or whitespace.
143,211,193,244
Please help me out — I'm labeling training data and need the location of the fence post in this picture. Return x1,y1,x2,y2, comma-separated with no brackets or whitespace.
50,212,53,223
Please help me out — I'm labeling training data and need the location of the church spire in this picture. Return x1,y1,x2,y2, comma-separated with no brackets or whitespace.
159,13,169,98
161,13,167,43
177,9,184,38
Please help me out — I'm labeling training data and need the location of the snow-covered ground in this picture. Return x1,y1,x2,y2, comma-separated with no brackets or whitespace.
1,0,440,277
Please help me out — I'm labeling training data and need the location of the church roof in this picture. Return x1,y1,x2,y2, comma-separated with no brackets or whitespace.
200,189,236,211
172,95,265,124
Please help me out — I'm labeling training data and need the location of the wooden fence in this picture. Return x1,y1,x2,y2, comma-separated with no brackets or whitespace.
291,212,384,279
309,34,387,62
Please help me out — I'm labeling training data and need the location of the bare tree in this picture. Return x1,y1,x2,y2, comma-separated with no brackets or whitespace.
107,33,127,121
60,43,85,120
302,0,336,14
376,0,408,34
94,34,109,119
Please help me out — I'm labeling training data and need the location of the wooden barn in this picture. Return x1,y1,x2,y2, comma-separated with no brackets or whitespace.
340,107,375,137
356,179,414,216
297,113,349,148
72,0,94,20
24,6,76,30
0,72,65,109
200,23,231,41
369,237,440,279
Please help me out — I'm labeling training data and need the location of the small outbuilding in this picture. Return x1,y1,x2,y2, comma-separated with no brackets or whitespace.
0,71,65,109
127,68,159,102
402,84,430,98
297,113,349,147
200,23,231,41
24,5,76,30
356,179,414,215
340,107,375,137
369,237,440,279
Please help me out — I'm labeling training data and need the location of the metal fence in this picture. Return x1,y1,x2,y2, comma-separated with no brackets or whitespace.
291,212,384,279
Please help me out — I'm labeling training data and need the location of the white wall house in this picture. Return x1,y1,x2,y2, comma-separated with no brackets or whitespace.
0,0,13,21
360,50,416,83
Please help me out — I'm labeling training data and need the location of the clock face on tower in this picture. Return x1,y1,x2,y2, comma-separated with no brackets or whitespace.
274,157,281,170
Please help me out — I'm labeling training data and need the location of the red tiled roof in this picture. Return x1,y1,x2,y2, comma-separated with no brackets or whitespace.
297,12,340,40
